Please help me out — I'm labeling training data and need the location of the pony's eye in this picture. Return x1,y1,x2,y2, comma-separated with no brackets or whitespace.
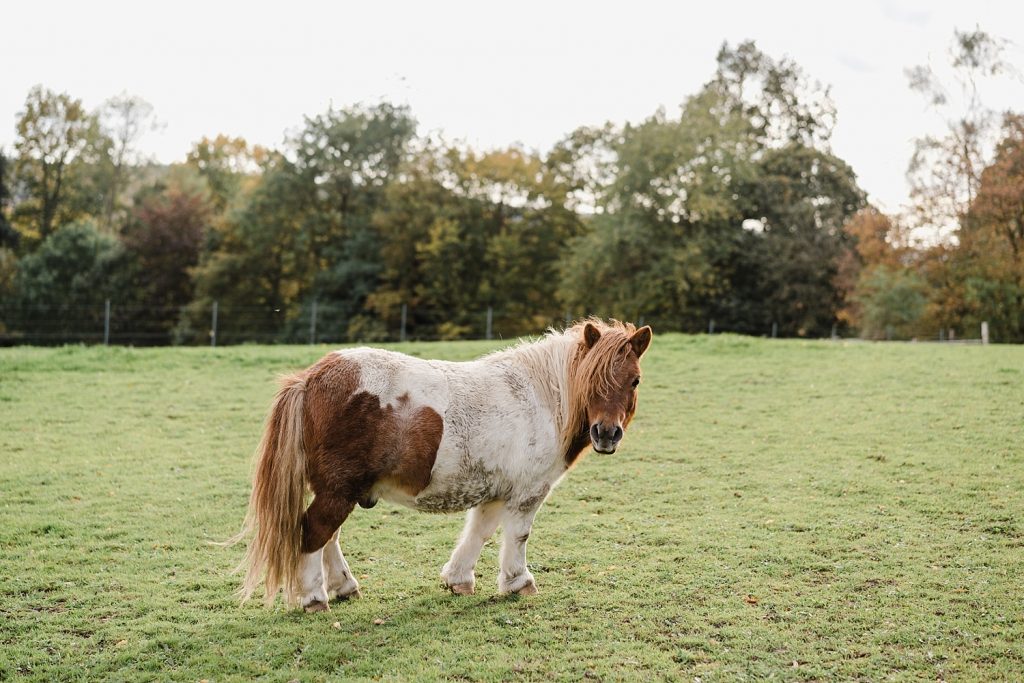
631,377,640,388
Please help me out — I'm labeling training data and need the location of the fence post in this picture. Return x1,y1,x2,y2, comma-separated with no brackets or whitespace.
771,322,778,339
211,301,218,347
103,299,110,346
831,323,838,340
981,321,989,345
950,329,955,342
939,328,945,342
400,303,407,342
310,298,318,345
486,306,493,340
708,320,715,334
564,311,571,328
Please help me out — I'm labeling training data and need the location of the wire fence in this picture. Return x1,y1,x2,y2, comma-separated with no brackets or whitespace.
0,299,992,347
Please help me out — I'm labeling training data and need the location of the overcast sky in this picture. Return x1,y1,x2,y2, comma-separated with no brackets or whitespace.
3,1,1023,212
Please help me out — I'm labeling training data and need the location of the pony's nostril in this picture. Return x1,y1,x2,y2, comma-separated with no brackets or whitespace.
611,426,623,443
590,423,601,442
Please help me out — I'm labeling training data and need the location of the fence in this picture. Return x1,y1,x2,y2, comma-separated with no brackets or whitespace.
0,301,586,346
0,299,994,347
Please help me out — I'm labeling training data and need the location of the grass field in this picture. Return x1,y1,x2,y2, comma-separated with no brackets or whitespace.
1,334,1023,681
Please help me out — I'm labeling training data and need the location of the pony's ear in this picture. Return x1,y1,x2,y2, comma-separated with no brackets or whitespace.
629,326,652,357
583,322,602,349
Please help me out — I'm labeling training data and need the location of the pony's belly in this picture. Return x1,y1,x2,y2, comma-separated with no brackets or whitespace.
370,480,420,510
369,474,495,514
408,448,509,512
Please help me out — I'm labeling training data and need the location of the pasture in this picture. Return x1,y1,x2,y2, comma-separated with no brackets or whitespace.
1,335,1022,681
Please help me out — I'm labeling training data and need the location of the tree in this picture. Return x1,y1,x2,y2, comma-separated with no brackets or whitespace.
710,40,837,149
121,166,214,342
7,221,132,342
185,134,266,211
0,150,17,249
837,207,908,329
184,103,416,343
180,156,305,343
558,41,859,335
905,27,1017,237
12,86,106,240
957,114,1024,341
292,102,416,340
852,266,928,340
737,145,865,336
98,93,158,231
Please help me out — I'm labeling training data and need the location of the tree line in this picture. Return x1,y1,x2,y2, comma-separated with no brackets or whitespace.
1,32,1021,344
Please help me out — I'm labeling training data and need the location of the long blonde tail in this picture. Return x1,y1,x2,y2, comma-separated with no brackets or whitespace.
228,373,307,606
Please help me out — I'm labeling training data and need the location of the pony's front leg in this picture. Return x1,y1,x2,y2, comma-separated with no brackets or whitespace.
323,529,360,601
497,505,540,595
441,501,503,595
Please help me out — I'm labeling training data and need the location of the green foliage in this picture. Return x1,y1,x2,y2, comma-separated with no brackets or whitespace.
6,221,133,341
120,166,215,342
954,114,1024,342
738,145,865,335
3,32,1021,344
2,338,1023,679
185,135,266,212
0,150,18,249
13,86,110,241
853,266,928,339
182,103,417,343
559,43,861,336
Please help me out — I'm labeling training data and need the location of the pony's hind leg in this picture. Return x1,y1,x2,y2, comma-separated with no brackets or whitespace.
441,501,503,595
298,494,356,612
323,529,360,601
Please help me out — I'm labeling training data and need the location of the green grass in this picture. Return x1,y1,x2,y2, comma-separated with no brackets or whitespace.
1,335,1022,681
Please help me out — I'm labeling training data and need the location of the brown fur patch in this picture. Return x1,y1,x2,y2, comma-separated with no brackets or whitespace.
298,354,443,552
384,394,443,497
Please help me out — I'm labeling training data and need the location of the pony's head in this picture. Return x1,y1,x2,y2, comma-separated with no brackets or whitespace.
568,319,653,455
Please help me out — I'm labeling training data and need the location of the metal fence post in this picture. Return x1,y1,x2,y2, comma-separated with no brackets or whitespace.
400,303,407,342
310,298,318,345
981,321,989,345
103,299,110,346
211,301,218,347
771,322,778,338
708,320,715,334
486,306,493,340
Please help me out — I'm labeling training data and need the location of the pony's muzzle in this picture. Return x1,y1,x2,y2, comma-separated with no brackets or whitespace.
590,422,623,454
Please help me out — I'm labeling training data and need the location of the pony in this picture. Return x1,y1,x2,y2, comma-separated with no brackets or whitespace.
230,318,652,611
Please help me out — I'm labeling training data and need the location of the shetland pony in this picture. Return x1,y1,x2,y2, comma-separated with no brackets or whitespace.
231,319,652,611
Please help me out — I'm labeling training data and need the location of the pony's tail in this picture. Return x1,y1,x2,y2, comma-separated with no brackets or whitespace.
227,373,308,607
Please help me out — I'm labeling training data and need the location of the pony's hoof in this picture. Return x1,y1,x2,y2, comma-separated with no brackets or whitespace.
447,582,475,596
513,581,538,596
331,587,361,602
303,600,330,613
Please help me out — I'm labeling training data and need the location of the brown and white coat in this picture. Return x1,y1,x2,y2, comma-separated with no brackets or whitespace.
233,319,652,611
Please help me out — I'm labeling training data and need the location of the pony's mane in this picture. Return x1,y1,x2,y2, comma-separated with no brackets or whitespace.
492,318,637,453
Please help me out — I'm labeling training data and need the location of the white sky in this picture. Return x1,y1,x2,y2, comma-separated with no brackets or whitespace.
3,0,1023,212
